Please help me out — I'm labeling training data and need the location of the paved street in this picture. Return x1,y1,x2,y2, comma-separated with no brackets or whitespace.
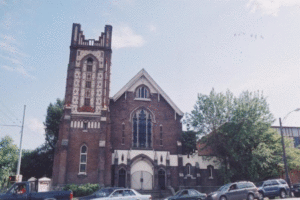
262,198,299,200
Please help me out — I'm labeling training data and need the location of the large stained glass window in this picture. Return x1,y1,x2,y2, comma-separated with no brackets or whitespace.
132,109,152,148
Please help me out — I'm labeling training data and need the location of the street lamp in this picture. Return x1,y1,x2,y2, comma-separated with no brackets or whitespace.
279,108,300,191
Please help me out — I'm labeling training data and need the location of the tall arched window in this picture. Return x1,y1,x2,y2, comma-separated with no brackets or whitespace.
79,145,87,173
208,165,213,179
186,164,192,175
87,58,93,72
83,58,93,107
135,86,149,99
132,109,152,148
160,125,163,146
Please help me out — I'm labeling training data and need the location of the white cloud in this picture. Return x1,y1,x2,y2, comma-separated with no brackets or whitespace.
1,34,17,44
112,26,146,49
148,24,157,33
247,0,300,16
0,35,33,78
0,54,22,65
1,65,34,78
27,118,45,135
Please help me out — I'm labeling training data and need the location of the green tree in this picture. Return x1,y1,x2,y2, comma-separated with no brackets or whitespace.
0,136,18,188
21,98,64,180
181,130,198,155
187,89,299,183
44,98,64,151
20,145,54,180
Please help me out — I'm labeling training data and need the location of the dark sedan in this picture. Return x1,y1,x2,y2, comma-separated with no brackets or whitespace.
164,189,207,200
291,183,300,197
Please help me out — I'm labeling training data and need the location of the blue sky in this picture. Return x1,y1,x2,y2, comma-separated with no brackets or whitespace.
0,0,299,150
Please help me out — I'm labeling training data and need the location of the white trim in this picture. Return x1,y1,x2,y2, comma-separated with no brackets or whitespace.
112,69,184,116
134,98,151,101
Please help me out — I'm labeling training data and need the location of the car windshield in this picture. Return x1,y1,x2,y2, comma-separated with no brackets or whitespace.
256,182,264,187
94,188,115,197
217,184,230,191
174,190,184,196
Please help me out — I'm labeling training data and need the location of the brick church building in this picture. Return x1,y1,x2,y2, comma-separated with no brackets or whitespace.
52,24,221,191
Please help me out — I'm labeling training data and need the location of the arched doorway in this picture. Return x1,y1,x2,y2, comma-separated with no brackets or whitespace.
158,169,166,189
131,158,153,190
118,168,126,187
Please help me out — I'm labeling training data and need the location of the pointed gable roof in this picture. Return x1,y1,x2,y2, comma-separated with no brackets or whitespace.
112,69,184,116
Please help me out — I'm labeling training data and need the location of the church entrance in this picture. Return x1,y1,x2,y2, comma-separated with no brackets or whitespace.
118,168,126,187
131,171,152,190
130,158,153,190
158,169,166,189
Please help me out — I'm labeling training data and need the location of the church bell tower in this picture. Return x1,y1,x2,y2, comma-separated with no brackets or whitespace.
52,23,113,186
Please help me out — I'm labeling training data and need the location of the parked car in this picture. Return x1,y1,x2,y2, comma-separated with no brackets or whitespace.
78,187,152,200
206,181,260,200
0,181,73,200
164,189,207,200
256,179,290,199
291,183,300,197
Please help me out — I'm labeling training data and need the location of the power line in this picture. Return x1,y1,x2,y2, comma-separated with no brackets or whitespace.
0,124,22,127
0,101,22,124
0,108,17,124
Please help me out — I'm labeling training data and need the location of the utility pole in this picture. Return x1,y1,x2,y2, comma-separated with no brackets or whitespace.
279,118,291,190
16,105,26,182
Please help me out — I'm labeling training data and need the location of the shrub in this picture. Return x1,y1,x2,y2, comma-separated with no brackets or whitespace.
62,183,101,197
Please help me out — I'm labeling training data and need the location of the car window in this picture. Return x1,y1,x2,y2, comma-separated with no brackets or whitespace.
180,190,189,196
8,185,19,194
94,188,114,197
218,184,230,191
246,182,255,188
229,184,238,191
8,184,26,195
264,181,271,186
238,183,247,189
189,190,198,196
279,180,287,184
191,189,202,195
271,181,279,186
111,190,123,197
123,190,135,196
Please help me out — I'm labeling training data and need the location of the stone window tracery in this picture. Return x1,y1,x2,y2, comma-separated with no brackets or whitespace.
135,86,149,99
132,109,152,148
79,145,87,174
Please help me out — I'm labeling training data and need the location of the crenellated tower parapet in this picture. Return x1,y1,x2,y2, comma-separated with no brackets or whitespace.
71,23,112,49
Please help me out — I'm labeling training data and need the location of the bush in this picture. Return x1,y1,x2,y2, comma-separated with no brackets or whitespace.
62,183,101,197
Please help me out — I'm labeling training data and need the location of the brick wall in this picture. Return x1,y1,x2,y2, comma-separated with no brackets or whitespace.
110,92,182,154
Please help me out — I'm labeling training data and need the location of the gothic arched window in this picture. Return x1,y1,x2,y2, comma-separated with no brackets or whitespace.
208,165,214,179
79,145,87,173
135,86,149,99
132,109,152,148
87,58,93,72
186,164,192,175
